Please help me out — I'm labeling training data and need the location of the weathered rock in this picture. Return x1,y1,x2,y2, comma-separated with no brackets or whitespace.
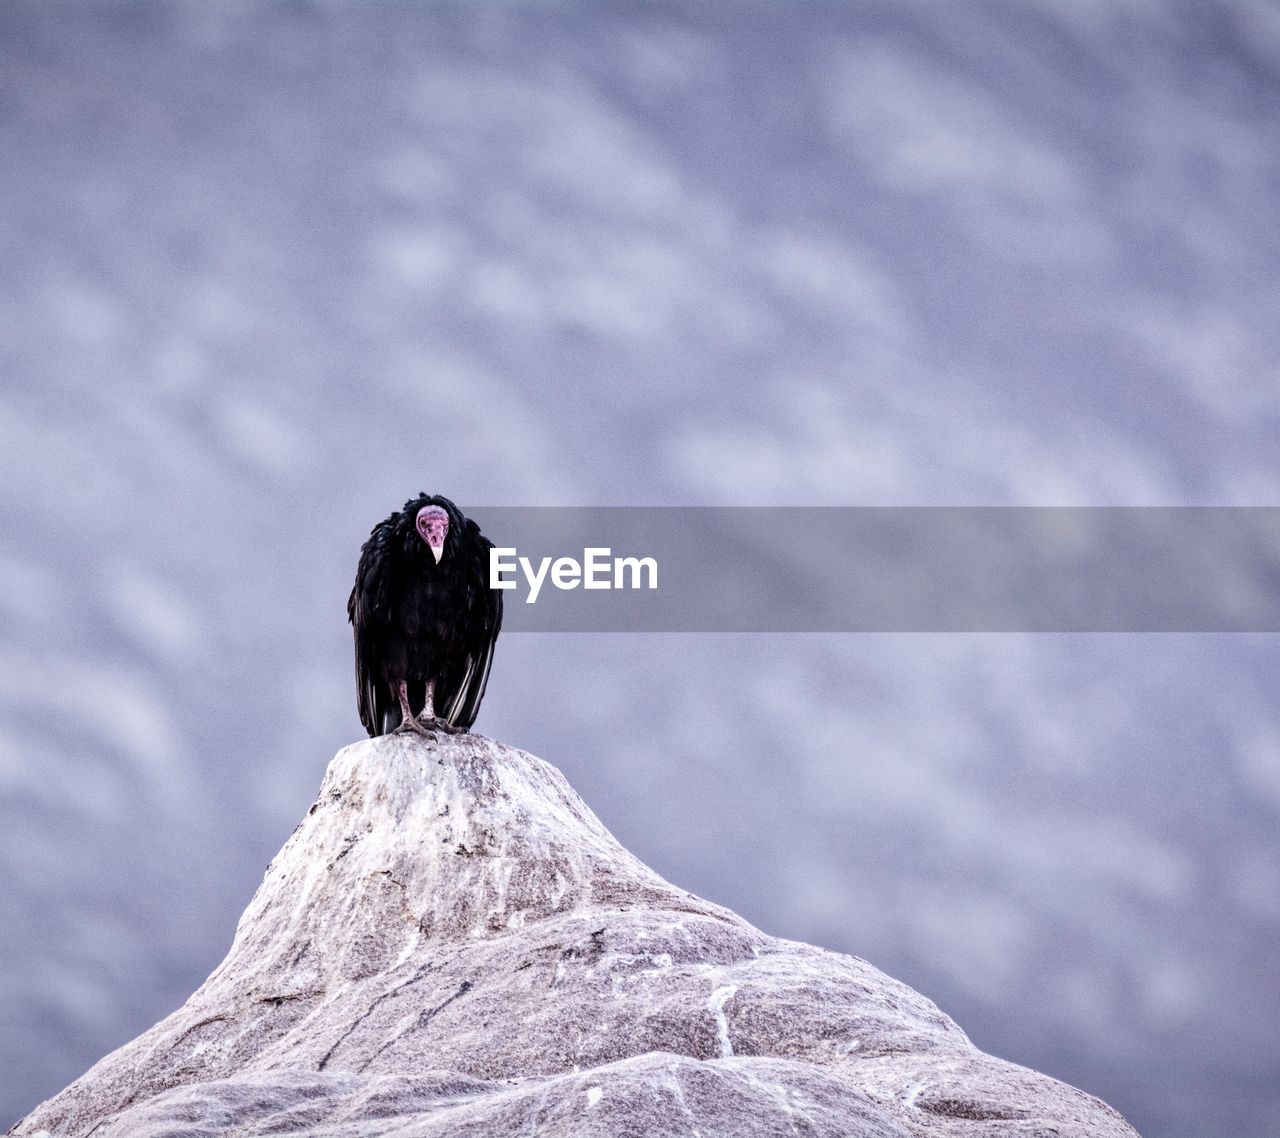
11,734,1142,1136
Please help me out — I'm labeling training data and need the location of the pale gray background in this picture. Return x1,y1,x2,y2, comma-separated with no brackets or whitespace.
2,3,1279,1136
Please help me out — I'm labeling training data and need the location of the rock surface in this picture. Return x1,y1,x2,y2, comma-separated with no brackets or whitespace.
12,734,1142,1137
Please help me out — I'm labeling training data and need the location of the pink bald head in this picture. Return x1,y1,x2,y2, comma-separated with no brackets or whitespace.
416,505,450,563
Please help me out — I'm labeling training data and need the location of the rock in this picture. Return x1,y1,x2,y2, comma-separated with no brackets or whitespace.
10,734,1142,1136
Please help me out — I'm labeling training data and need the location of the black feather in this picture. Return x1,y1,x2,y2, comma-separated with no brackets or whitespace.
347,494,502,735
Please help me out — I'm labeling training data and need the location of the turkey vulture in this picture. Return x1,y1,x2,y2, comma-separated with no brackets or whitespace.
348,494,502,737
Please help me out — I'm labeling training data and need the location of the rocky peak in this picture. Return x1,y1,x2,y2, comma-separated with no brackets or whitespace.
12,733,1141,1137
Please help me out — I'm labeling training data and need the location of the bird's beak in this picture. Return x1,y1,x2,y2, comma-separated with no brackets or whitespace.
429,543,443,564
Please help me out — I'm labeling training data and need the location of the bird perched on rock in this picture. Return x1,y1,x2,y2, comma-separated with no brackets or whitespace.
348,494,502,737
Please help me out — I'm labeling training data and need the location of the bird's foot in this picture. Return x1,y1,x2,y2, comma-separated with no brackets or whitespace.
394,716,438,739
393,714,465,738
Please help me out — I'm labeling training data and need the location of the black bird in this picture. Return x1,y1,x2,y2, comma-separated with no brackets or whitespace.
348,494,502,737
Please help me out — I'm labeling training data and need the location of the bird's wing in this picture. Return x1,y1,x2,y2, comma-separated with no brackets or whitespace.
348,522,397,737
439,530,503,730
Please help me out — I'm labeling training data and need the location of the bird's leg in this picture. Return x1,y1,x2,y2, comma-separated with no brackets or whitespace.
394,680,435,738
418,678,463,734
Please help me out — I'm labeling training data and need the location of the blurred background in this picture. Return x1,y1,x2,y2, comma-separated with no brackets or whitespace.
2,2,1278,1135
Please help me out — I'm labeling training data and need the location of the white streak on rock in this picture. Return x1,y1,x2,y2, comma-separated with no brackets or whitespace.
708,983,738,1058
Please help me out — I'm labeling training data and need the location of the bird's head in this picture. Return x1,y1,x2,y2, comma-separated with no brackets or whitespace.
415,504,450,563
